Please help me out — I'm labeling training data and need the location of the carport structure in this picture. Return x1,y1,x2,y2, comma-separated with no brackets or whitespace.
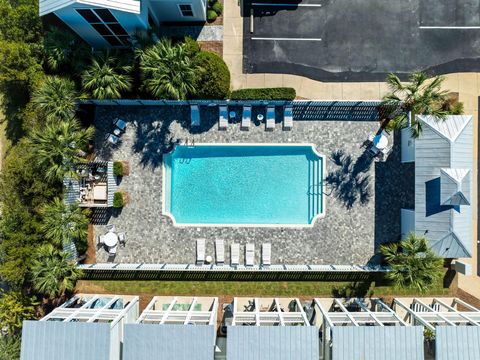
313,298,424,360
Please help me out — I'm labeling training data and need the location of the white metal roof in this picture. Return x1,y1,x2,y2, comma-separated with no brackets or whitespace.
39,0,141,17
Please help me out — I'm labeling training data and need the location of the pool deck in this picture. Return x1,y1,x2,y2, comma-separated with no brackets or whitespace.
93,105,414,265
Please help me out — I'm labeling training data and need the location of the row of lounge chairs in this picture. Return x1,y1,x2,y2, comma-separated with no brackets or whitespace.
191,105,294,130
196,239,271,267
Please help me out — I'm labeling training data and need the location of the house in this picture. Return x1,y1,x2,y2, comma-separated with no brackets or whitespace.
400,115,473,267
39,0,207,48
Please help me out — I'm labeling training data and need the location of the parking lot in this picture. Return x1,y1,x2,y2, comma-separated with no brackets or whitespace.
243,0,480,81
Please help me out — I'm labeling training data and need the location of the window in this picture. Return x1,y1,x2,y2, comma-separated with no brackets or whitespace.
179,4,194,17
75,8,129,47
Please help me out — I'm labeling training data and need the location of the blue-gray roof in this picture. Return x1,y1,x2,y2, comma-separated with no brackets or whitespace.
435,326,480,360
123,324,215,360
331,326,424,360
20,321,110,360
415,115,473,258
226,326,319,360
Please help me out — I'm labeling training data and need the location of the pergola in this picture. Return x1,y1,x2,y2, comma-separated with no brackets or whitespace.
136,296,218,325
231,297,310,326
40,294,139,324
393,297,480,331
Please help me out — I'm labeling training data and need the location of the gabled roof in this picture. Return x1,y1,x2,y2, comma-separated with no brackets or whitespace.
440,168,470,205
414,115,473,258
39,0,141,17
20,321,110,360
418,115,472,142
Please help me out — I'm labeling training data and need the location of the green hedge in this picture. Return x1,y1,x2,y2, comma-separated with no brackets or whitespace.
113,192,124,208
113,161,124,177
192,51,230,99
230,87,296,100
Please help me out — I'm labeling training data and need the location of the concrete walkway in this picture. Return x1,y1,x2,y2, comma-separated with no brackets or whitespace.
223,0,480,298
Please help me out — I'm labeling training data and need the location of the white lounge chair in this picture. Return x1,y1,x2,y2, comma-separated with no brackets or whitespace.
245,243,255,267
118,233,126,247
262,243,271,266
191,105,200,127
283,105,293,130
196,238,205,265
266,106,275,131
106,224,116,232
215,239,225,265
219,106,228,130
106,133,119,145
114,118,126,132
231,243,240,266
241,106,251,130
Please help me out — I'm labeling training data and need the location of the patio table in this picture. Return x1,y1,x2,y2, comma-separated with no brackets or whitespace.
373,134,388,150
104,232,118,247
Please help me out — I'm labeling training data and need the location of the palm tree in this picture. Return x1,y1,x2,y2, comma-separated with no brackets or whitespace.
380,72,450,138
82,52,132,99
139,38,197,99
40,197,90,247
30,244,83,299
30,117,94,182
380,233,444,293
44,26,91,73
31,76,78,121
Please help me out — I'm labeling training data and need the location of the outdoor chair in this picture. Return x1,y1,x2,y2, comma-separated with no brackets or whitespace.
231,243,240,266
266,106,275,131
114,118,127,132
245,243,255,266
106,224,116,233
241,106,251,130
97,235,105,246
283,105,293,130
196,238,206,265
106,133,119,145
191,105,200,127
261,243,271,267
219,106,228,130
118,232,126,247
108,244,117,256
215,239,225,265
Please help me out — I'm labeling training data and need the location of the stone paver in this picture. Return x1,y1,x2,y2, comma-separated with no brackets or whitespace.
93,105,410,265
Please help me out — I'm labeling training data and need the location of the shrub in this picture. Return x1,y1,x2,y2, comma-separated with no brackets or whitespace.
230,87,296,100
113,161,124,177
212,1,223,14
183,36,201,57
113,192,125,208
207,10,218,22
192,51,230,99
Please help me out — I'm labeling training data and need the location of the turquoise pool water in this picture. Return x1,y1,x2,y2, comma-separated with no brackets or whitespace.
163,145,324,226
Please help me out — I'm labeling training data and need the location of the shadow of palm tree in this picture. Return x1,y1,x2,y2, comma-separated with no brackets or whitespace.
326,149,373,209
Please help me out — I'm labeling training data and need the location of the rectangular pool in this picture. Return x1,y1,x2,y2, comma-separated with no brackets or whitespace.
162,144,324,226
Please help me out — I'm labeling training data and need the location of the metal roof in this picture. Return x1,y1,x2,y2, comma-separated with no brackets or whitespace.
226,326,319,360
414,115,473,258
20,321,110,360
435,326,480,360
39,0,140,17
331,326,424,360
123,324,215,360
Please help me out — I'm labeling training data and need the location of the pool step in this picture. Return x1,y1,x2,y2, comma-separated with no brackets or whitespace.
308,159,322,221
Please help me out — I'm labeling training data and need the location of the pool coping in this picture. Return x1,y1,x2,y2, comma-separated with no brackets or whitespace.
161,143,326,228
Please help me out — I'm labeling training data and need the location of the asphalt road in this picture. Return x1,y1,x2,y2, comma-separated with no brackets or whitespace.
243,0,480,81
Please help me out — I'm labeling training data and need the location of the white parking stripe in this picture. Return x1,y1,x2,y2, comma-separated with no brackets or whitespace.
420,26,480,29
252,2,323,6
252,37,322,41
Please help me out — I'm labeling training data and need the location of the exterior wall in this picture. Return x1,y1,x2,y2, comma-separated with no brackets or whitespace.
401,127,415,163
401,209,415,239
53,2,149,48
149,0,207,22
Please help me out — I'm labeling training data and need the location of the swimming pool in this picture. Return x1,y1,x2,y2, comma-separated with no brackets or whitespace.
162,144,324,226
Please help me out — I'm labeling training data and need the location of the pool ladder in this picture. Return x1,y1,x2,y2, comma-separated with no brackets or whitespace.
184,137,195,148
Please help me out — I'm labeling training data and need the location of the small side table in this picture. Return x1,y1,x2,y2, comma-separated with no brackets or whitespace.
205,255,213,264
229,111,236,120
257,114,264,122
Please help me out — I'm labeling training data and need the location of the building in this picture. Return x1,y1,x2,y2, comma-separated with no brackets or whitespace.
39,0,207,48
20,294,139,360
401,115,473,267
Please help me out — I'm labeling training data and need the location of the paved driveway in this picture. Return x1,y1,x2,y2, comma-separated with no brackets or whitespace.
243,0,480,81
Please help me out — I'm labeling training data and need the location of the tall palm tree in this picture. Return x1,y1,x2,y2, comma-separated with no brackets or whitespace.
30,117,94,182
82,52,132,99
139,38,197,99
40,197,90,247
44,26,91,73
380,233,444,293
30,244,82,299
31,76,78,121
380,72,450,138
